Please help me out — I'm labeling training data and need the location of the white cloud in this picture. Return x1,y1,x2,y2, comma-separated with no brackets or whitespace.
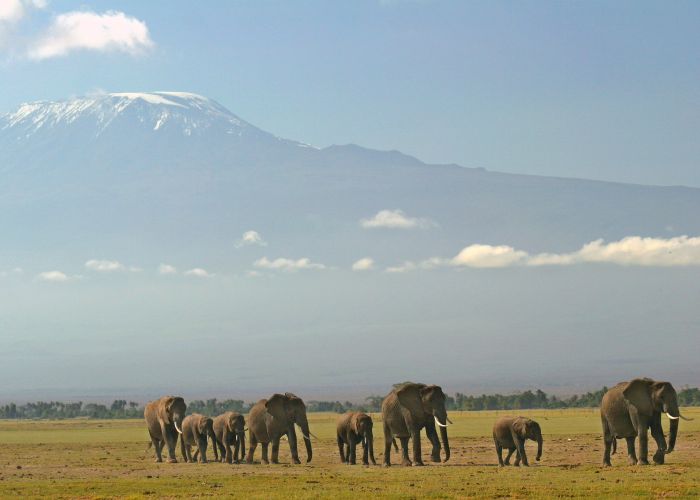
388,235,700,272
528,235,700,267
360,209,434,229
254,257,325,272
28,10,153,60
0,0,45,23
235,230,267,248
184,268,213,278
84,259,125,272
451,244,528,268
352,257,375,271
158,263,177,275
36,270,71,282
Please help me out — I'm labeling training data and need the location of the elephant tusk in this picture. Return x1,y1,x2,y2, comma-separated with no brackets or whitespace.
679,413,694,421
302,434,312,441
434,416,448,428
666,412,680,421
309,431,319,440
174,421,183,434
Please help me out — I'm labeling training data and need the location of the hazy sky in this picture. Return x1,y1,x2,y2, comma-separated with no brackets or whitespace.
1,0,699,187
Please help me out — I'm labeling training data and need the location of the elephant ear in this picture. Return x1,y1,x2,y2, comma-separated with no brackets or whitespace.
512,417,527,437
622,379,654,416
159,396,176,422
396,383,426,415
265,394,288,419
350,413,361,434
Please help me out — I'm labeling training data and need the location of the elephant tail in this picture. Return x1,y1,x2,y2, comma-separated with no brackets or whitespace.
392,438,398,452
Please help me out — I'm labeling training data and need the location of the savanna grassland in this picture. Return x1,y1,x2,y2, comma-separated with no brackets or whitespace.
0,409,698,499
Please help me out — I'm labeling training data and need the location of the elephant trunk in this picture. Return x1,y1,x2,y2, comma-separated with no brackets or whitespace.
536,429,543,461
237,431,246,462
300,419,313,463
367,428,376,465
210,429,219,462
668,415,679,453
439,422,450,462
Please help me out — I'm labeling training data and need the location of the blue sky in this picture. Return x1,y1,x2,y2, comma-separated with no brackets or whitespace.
1,0,699,186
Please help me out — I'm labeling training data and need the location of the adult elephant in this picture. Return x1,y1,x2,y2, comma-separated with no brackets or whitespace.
213,411,246,464
180,413,218,463
336,411,376,465
601,378,691,466
246,393,315,464
381,382,451,466
144,396,187,463
492,416,543,466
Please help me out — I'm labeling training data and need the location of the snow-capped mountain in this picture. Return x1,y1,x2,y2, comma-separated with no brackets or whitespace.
1,91,699,265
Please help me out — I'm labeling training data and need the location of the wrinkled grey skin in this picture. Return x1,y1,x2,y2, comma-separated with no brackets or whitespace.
247,393,313,464
181,413,219,463
381,383,450,467
492,416,543,466
213,412,246,464
601,378,688,466
336,412,376,465
144,396,187,463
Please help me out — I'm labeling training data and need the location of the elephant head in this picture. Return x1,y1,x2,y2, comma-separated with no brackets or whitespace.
351,412,376,465
622,378,691,453
266,393,313,462
396,383,450,462
159,396,186,435
513,418,543,461
226,412,246,458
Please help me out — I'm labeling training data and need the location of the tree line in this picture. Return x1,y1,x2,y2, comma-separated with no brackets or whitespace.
1,387,698,419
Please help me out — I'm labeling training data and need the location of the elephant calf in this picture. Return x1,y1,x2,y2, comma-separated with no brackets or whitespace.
336,412,376,465
180,413,219,463
492,416,543,467
213,411,246,464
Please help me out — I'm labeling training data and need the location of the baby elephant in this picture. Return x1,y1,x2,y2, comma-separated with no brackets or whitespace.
493,416,543,467
213,411,246,464
336,411,376,465
180,413,219,463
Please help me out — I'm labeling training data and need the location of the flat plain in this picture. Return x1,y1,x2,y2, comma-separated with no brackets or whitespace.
0,408,698,498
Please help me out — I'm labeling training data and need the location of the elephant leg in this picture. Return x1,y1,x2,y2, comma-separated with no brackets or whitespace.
425,423,441,463
288,427,301,465
383,423,392,467
399,436,412,467
337,435,346,463
271,435,281,464
160,423,177,463
494,438,504,467
650,415,666,465
261,442,269,465
349,435,357,465
247,434,258,464
513,448,521,466
602,417,613,466
638,426,650,465
504,447,515,465
411,429,424,466
198,437,208,463
151,436,163,463
625,436,638,465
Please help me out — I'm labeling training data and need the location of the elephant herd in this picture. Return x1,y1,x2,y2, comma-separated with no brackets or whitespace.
144,378,691,467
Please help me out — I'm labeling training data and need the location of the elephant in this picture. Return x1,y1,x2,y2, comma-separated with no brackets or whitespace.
381,382,451,466
144,396,187,463
492,416,543,466
336,411,376,465
246,392,315,464
601,378,691,466
180,413,219,463
213,411,246,464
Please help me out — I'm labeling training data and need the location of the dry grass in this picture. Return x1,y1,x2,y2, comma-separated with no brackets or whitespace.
0,408,698,498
